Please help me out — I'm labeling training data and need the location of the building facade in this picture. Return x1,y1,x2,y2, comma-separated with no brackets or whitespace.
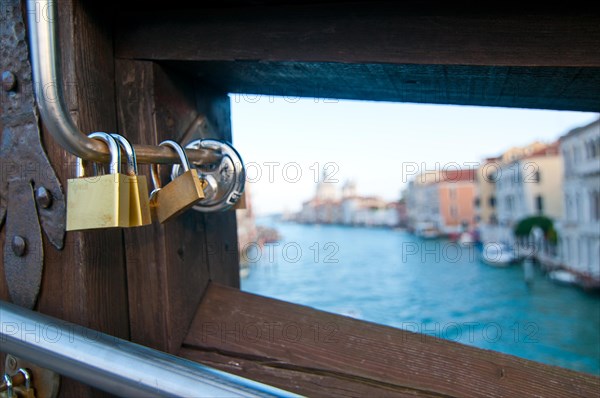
558,119,600,279
297,178,400,227
474,157,500,225
494,142,563,244
405,169,476,236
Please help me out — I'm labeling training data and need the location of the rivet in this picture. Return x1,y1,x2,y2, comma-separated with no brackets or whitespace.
35,186,53,209
2,71,17,92
6,356,17,372
11,236,26,257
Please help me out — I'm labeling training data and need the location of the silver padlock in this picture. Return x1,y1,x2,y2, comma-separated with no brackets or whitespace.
170,139,245,212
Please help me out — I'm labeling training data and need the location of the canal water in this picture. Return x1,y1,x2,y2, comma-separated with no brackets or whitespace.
241,220,600,376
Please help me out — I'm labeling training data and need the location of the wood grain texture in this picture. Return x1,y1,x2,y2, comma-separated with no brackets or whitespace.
193,83,240,289
181,283,600,398
114,5,600,112
176,61,600,112
7,1,128,397
115,60,239,353
115,5,600,67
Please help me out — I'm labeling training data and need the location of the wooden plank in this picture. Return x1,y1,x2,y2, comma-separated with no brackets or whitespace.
115,6,600,67
181,283,600,398
115,60,239,353
194,84,240,289
0,1,129,397
176,61,600,112
114,5,600,112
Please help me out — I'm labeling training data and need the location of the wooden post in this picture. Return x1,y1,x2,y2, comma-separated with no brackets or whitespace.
114,60,239,353
1,1,128,396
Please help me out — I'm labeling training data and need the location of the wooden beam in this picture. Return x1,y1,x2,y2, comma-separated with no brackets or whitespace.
174,61,600,112
115,5,600,67
113,5,600,111
180,283,600,397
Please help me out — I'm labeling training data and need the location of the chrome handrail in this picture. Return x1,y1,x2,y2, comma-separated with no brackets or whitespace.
0,301,298,398
26,0,222,165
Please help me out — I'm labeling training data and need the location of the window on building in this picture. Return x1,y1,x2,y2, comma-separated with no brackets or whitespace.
450,205,458,219
565,193,572,221
489,196,496,208
592,191,600,221
576,193,582,221
474,197,480,207
449,187,457,200
562,149,571,175
592,138,599,158
536,195,544,214
490,214,498,225
585,140,591,159
505,196,513,211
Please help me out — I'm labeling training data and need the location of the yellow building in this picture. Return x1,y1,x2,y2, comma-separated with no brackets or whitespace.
475,157,500,225
495,142,563,229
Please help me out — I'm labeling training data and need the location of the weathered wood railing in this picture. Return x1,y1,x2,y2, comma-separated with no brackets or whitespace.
180,283,600,397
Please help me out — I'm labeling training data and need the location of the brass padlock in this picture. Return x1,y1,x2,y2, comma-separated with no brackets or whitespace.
66,132,130,231
149,140,205,223
111,134,152,227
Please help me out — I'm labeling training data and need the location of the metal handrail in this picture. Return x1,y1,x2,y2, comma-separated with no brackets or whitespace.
0,301,298,398
26,0,222,165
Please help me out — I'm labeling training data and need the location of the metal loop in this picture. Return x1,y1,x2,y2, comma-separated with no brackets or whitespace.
86,132,121,175
111,134,138,176
171,139,245,212
150,140,190,191
3,374,13,397
159,140,191,172
17,368,31,390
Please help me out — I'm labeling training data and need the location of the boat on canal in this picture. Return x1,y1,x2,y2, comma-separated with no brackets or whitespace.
480,243,517,267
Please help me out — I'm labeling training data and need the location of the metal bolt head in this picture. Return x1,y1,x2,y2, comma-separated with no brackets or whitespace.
2,71,17,92
35,186,53,209
6,356,17,372
11,236,27,257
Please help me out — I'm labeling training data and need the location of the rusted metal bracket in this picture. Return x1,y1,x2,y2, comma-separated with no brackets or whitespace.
1,0,65,308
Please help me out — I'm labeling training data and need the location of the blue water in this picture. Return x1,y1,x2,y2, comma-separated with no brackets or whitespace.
242,220,600,376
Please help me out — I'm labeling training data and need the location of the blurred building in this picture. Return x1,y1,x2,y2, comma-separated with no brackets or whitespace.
405,169,476,236
558,119,600,280
405,171,441,235
495,142,563,227
474,157,500,225
296,177,400,227
473,141,564,245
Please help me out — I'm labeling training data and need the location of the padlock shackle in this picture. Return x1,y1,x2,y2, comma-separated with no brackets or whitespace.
151,140,192,191
17,369,31,391
87,133,121,175
160,140,191,172
2,374,13,397
111,134,138,176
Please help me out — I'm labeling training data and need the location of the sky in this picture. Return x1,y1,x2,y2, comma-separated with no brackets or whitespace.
230,95,599,216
